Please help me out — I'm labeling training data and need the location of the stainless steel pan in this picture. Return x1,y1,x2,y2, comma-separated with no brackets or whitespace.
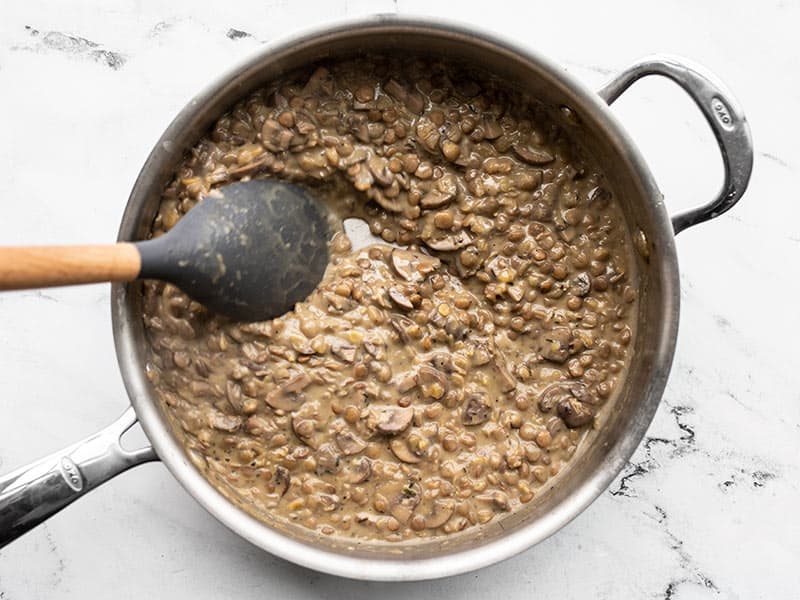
0,15,753,581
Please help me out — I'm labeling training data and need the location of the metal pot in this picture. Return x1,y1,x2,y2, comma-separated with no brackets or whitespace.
0,15,752,581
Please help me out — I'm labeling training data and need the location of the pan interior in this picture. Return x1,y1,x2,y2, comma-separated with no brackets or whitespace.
113,20,678,566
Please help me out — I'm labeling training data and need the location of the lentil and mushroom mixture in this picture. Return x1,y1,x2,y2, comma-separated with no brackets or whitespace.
143,57,638,541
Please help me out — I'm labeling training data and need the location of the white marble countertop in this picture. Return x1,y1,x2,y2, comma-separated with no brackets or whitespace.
0,1,798,598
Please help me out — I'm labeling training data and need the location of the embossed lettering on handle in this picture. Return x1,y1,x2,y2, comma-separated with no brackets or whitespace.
59,457,84,492
710,96,735,130
599,55,753,233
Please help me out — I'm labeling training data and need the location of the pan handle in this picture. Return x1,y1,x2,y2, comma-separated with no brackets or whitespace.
598,55,753,234
0,407,157,548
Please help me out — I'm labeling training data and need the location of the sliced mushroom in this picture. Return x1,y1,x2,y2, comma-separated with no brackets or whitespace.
346,456,372,483
461,394,491,426
418,364,449,400
423,499,455,529
420,188,453,209
538,384,562,413
493,359,517,393
540,327,574,363
316,493,340,512
416,118,441,152
370,190,404,213
292,415,321,449
557,396,595,428
429,352,454,373
274,465,291,497
513,143,554,165
530,200,553,223
367,405,414,435
388,287,414,310
315,442,342,474
209,412,242,432
538,382,595,414
331,339,357,362
245,414,278,437
264,371,311,411
389,480,422,522
391,249,441,282
226,155,271,178
471,339,493,366
351,381,380,404
397,371,419,393
390,438,422,463
367,154,394,186
389,316,414,344
363,337,387,360
338,146,368,167
482,115,503,140
445,319,469,341
422,230,472,252
335,430,368,455
225,382,242,413
476,491,510,511
261,119,293,152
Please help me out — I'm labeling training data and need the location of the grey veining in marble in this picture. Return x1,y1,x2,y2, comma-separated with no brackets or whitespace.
0,1,798,598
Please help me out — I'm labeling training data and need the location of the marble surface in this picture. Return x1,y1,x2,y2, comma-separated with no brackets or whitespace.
0,1,798,598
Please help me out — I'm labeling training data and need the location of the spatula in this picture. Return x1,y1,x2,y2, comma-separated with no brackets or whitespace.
0,180,331,321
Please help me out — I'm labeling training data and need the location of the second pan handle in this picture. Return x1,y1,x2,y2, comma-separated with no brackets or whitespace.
598,55,753,234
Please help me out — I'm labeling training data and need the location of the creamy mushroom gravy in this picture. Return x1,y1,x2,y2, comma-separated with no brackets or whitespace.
142,57,638,541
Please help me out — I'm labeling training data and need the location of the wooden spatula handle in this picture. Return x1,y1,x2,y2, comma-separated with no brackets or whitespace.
0,243,142,290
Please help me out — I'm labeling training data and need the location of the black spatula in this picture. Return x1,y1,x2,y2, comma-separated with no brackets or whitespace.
0,180,331,321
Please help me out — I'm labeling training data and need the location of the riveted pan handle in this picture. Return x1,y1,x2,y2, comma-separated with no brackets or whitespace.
598,55,753,234
0,407,157,548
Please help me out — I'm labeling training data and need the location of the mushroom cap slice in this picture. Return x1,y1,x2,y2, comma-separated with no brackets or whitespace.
391,249,441,283
461,394,491,426
397,371,419,393
209,412,242,432
388,480,422,522
417,364,449,400
470,339,493,366
540,327,574,364
367,154,394,186
389,316,414,344
363,336,387,360
274,465,291,497
420,188,453,209
422,230,472,252
292,415,321,449
388,287,414,310
423,499,455,529
331,339,358,362
265,371,311,411
315,442,342,474
557,396,595,428
367,405,414,435
335,430,368,455
429,352,455,373
538,382,594,413
389,438,422,463
494,360,517,393
346,457,372,483
513,143,554,165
